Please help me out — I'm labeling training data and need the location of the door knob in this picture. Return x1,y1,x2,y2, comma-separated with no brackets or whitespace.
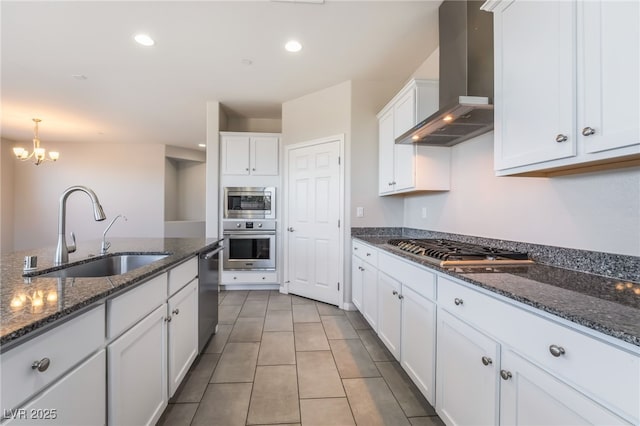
31,358,51,372
555,134,568,143
481,356,493,366
500,370,512,380
549,345,566,357
287,227,295,232
582,127,595,136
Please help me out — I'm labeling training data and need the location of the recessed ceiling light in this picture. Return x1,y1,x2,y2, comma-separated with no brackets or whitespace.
241,59,253,66
198,143,206,148
134,34,155,47
72,74,87,80
285,40,302,53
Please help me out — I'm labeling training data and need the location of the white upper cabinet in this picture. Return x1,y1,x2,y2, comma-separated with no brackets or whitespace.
221,133,280,176
377,79,451,195
580,1,640,155
485,0,640,176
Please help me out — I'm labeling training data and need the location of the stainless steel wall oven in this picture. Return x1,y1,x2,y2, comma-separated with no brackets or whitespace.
223,220,276,271
224,187,275,219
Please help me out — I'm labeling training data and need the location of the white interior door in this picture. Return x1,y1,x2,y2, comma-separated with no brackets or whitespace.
286,137,342,306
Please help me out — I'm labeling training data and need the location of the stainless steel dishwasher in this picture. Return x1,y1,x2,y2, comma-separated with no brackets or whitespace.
198,241,223,353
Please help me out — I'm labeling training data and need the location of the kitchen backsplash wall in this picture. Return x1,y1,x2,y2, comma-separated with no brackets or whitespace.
403,132,640,257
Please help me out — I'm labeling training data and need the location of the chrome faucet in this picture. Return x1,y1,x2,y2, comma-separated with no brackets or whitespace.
101,214,127,254
55,186,106,264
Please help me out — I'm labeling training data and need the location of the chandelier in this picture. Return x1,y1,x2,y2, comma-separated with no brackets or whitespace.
13,118,60,165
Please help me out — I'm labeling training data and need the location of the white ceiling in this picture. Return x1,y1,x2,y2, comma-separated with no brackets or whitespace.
1,1,441,149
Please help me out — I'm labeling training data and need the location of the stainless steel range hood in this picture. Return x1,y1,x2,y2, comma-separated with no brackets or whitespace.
396,0,494,147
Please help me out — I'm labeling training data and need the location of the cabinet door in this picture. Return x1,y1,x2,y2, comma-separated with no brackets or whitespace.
580,0,640,154
401,286,436,405
436,309,499,426
393,89,417,192
108,304,167,426
5,351,106,426
351,256,363,311
378,109,395,195
493,0,576,170
500,349,631,425
168,279,198,397
377,272,402,360
393,89,416,138
361,263,378,331
221,135,250,175
251,136,279,175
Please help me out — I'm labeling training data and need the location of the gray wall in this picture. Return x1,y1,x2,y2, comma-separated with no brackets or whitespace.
7,141,165,251
205,101,224,238
0,139,15,253
282,80,352,147
350,80,405,228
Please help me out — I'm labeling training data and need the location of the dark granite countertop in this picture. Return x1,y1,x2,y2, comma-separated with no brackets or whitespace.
1,238,222,351
354,236,640,348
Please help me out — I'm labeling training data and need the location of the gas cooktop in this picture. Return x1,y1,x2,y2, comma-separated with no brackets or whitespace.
386,238,533,267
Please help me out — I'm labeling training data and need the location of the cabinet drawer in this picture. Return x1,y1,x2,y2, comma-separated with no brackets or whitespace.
107,274,166,339
5,350,106,426
378,251,435,301
352,240,378,266
438,276,639,422
1,305,105,413
168,257,197,296
222,271,277,284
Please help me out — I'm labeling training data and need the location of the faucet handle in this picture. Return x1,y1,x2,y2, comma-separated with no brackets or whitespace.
68,231,77,254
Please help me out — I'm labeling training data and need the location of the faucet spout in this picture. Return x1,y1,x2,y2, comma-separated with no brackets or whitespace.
101,214,127,254
55,185,106,265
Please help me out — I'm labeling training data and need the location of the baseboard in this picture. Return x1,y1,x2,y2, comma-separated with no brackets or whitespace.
342,302,357,311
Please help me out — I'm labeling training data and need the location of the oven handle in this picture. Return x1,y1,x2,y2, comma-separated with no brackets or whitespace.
223,231,276,236
201,246,224,260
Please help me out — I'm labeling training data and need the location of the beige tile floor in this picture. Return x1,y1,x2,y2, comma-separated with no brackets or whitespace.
157,290,445,426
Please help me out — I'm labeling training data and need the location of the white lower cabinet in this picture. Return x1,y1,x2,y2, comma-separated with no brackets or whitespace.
5,350,106,426
361,265,378,331
108,304,168,426
351,257,363,311
500,349,630,425
168,279,198,397
436,308,500,426
400,285,436,405
350,238,638,425
0,305,105,418
352,240,378,331
377,271,402,360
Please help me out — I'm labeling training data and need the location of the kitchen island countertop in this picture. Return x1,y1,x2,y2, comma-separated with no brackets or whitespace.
354,236,640,348
1,238,221,350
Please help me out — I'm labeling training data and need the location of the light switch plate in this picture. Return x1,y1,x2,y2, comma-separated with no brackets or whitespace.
356,207,364,217
421,207,427,219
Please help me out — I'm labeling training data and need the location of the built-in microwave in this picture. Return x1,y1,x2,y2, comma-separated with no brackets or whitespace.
224,187,275,219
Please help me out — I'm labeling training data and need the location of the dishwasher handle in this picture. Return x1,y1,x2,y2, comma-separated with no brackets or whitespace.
201,246,224,260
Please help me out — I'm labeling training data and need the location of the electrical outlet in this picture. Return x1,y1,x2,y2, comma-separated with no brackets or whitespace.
356,207,364,218
421,207,427,219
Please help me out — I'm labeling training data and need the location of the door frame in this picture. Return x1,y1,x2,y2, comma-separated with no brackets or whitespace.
282,134,345,307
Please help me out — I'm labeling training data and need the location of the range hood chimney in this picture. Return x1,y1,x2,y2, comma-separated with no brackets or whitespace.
396,0,494,147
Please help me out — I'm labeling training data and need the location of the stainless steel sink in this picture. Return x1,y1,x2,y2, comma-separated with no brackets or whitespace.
37,253,170,278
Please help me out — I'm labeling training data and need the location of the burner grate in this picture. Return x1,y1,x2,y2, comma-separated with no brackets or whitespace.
387,238,530,265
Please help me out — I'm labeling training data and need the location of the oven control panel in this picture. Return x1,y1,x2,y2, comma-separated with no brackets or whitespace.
223,220,276,232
